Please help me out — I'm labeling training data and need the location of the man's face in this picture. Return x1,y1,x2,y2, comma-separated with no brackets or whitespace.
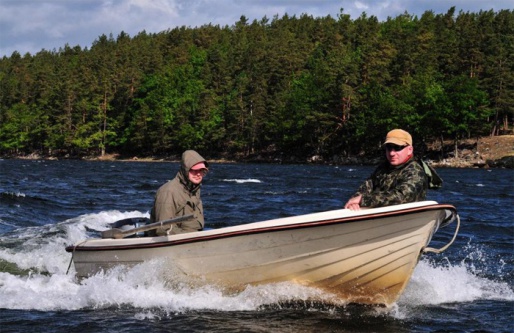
385,144,413,166
188,168,207,184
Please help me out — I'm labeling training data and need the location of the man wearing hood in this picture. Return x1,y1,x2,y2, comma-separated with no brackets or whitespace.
149,150,209,235
344,129,427,210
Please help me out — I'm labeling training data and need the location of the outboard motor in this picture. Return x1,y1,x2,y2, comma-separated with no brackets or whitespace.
107,217,150,238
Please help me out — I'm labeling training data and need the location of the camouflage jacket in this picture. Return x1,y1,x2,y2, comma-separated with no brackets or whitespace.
351,157,427,208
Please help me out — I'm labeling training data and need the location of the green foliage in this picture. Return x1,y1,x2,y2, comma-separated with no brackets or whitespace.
0,9,512,160
0,104,31,151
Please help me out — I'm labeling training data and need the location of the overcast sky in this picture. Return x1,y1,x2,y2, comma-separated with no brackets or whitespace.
0,0,510,57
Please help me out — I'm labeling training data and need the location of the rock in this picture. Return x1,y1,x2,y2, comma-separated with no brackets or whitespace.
491,156,514,168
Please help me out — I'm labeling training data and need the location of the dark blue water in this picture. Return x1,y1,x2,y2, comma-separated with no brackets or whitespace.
1,159,513,333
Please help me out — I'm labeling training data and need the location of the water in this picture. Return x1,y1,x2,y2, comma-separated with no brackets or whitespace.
0,159,513,332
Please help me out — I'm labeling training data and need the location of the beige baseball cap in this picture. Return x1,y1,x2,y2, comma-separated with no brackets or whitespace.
384,129,412,146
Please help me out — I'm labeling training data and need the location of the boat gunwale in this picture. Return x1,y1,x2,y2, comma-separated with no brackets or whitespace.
65,203,457,253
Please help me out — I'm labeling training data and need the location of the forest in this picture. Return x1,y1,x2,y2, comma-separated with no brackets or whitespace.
0,7,513,162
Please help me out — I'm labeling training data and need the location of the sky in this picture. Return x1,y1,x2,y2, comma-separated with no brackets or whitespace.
0,0,511,57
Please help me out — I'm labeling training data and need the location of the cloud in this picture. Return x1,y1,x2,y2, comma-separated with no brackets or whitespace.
0,0,510,57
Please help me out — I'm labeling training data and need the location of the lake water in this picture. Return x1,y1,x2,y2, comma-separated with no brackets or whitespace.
0,159,513,332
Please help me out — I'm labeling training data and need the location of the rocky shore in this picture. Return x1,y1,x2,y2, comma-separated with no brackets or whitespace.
239,135,514,168
427,135,514,169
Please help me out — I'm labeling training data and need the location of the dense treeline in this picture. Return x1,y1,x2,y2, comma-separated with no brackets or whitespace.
1,7,513,161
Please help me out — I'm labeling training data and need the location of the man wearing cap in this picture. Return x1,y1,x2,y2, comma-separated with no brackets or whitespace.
149,150,209,235
344,129,427,210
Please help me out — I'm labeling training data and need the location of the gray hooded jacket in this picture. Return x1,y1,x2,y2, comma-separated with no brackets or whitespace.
150,150,208,235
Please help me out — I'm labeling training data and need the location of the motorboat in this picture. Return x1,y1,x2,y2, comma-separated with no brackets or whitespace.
65,200,459,306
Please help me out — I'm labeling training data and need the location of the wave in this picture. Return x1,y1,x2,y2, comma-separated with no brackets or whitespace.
222,179,262,183
1,191,27,200
1,256,511,313
400,259,514,305
0,210,148,274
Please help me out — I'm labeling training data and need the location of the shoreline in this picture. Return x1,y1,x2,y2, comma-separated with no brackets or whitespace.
4,152,513,169
3,135,513,169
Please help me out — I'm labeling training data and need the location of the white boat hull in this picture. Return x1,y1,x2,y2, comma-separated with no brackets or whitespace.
66,201,458,306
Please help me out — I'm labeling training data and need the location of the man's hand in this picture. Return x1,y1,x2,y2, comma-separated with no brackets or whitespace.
344,195,362,211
